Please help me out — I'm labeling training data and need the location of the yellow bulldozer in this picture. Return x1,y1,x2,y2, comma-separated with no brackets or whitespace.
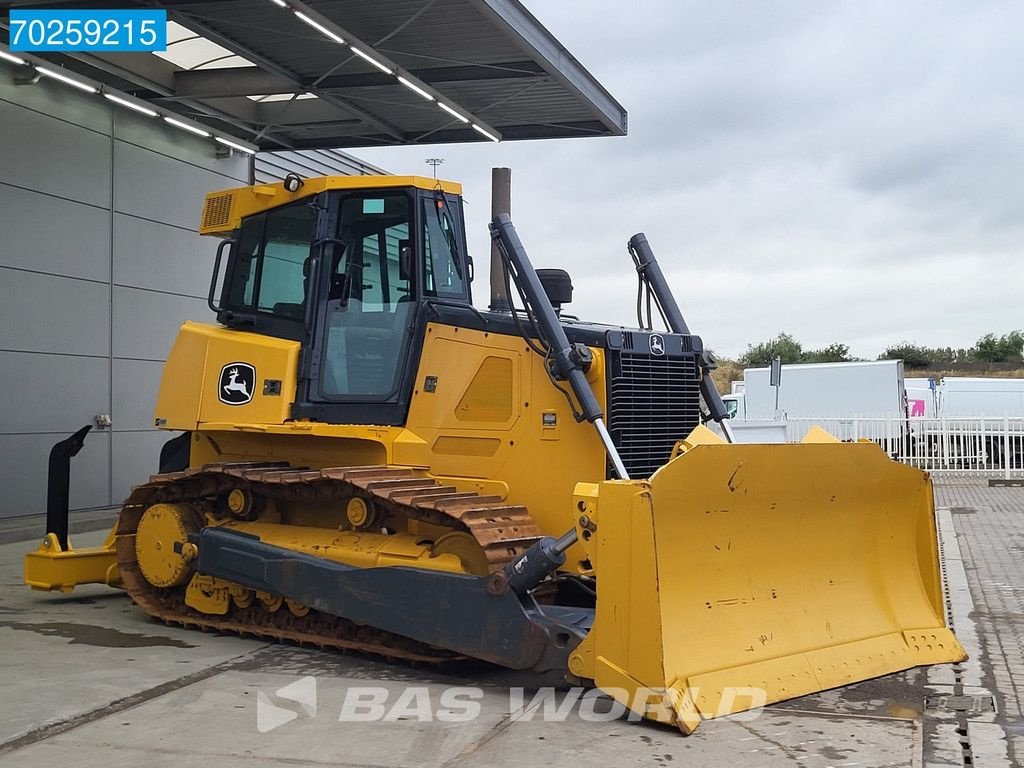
24,174,964,733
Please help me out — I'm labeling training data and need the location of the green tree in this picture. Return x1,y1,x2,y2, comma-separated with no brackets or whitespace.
972,331,1024,363
880,343,932,369
740,333,803,367
802,343,852,363
930,346,971,365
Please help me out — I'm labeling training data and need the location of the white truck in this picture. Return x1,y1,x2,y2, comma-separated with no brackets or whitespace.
720,360,908,453
719,367,1024,467
932,377,1024,467
939,377,1024,416
722,359,907,420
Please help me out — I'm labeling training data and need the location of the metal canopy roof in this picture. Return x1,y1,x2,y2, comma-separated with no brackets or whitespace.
1,0,627,151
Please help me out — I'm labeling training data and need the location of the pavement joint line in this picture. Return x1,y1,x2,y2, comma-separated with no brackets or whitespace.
946,486,1024,766
442,708,520,767
934,498,1021,767
443,691,574,766
775,707,921,723
936,506,975,768
26,740,399,768
0,644,271,757
735,719,807,762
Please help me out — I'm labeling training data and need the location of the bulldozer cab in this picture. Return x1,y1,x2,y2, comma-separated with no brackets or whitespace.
209,177,470,426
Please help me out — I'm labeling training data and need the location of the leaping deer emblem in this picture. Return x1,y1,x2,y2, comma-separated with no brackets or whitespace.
223,367,251,400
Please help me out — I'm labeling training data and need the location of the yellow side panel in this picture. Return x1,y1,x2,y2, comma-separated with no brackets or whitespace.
398,323,607,561
154,321,209,429
189,430,389,469
406,332,523,433
432,436,502,457
455,356,514,423
154,321,299,430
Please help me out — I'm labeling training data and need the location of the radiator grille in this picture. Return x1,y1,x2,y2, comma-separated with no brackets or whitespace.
607,351,702,478
202,191,234,230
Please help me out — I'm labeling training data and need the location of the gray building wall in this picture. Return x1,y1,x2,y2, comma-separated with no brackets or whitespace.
0,71,382,521
254,148,385,184
0,71,250,519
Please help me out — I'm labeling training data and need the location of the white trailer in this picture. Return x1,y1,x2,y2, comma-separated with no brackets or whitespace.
939,377,1024,416
932,377,1024,466
719,360,908,454
723,359,907,420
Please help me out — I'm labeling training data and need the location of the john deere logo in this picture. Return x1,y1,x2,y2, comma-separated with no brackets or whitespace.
649,334,666,356
219,362,256,405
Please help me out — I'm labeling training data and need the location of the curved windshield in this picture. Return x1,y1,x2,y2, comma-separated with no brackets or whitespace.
320,194,413,398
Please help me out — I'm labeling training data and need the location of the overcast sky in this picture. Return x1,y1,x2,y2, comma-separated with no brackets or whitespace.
356,0,1023,360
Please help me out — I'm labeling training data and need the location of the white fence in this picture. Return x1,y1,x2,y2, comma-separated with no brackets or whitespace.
736,416,1024,477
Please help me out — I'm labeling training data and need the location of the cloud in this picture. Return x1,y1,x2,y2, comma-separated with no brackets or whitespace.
355,0,1024,359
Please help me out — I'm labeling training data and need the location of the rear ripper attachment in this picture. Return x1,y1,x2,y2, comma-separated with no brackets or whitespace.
24,425,120,592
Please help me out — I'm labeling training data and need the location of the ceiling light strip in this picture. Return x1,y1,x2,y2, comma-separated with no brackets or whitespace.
215,136,257,155
0,49,27,65
437,101,470,124
164,116,212,137
271,1,504,141
36,65,98,94
397,75,433,101
4,45,259,154
349,46,393,75
471,123,500,143
104,92,159,117
294,11,346,45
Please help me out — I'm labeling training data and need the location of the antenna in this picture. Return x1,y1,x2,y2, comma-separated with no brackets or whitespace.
425,158,445,178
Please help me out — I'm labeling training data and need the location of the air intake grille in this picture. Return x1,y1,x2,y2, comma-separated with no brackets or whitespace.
607,351,702,478
202,192,234,230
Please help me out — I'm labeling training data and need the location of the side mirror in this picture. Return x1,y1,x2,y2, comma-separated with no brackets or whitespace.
399,244,413,281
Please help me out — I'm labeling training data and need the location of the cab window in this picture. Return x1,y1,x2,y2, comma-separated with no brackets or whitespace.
222,201,316,319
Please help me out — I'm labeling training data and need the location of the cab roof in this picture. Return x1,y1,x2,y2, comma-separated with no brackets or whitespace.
200,175,461,235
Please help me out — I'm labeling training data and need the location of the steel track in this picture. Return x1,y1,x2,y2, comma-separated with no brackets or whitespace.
115,462,543,664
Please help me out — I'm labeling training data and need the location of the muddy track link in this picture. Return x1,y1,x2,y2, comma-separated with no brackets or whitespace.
115,462,543,664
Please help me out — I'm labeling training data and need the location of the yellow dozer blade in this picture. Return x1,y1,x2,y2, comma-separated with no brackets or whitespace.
570,426,966,734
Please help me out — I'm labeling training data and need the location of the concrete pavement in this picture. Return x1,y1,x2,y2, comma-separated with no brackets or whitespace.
1,481,1020,766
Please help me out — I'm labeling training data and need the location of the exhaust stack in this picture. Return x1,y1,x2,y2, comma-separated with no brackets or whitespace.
489,167,512,311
